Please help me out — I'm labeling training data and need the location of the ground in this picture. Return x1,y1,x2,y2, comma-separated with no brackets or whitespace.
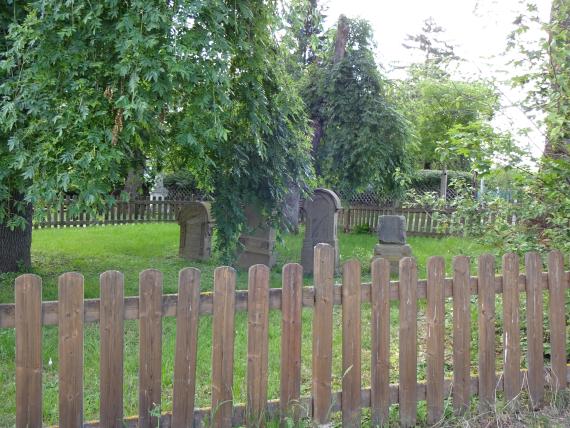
0,223,567,426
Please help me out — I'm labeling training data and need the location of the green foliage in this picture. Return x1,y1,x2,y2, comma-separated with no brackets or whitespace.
0,0,313,260
407,169,472,192
302,16,412,196
392,73,505,170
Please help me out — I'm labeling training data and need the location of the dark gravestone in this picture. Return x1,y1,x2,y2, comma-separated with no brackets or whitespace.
236,205,276,269
178,202,213,261
301,188,342,274
373,214,412,274
377,215,407,244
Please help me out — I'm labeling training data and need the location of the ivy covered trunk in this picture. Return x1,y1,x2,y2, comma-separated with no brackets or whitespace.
0,195,32,273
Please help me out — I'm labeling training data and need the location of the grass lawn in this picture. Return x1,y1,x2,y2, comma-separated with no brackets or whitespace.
0,223,499,426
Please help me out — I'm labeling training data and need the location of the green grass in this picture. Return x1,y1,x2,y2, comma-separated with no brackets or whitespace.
0,223,495,426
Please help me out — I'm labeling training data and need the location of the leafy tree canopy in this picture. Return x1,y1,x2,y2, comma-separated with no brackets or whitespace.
301,16,412,196
0,0,312,262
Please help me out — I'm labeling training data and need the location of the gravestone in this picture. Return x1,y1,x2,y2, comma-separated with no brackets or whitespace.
373,215,412,274
301,188,342,274
236,205,276,269
177,202,213,261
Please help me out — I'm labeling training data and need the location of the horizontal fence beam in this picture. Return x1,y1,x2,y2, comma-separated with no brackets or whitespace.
52,369,570,428
2,271,568,329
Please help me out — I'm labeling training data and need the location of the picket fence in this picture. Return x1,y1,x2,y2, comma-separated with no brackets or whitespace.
33,197,194,229
1,245,569,427
338,206,451,237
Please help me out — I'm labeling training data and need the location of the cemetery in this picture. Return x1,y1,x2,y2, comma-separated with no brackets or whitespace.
1,1,569,427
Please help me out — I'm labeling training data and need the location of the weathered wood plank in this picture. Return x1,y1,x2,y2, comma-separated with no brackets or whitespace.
399,257,417,427
478,254,496,411
342,259,361,427
548,250,566,392
246,265,270,427
452,256,471,414
371,258,390,426
280,263,303,423
15,274,43,428
59,272,84,427
312,243,335,425
426,257,445,424
172,268,201,427
100,271,125,427
211,266,236,427
502,253,521,402
139,270,163,428
526,252,544,408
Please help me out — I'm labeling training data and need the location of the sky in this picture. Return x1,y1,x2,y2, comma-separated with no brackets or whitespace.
323,0,553,161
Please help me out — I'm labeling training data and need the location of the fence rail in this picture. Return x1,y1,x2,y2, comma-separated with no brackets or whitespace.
33,197,194,229
2,247,569,427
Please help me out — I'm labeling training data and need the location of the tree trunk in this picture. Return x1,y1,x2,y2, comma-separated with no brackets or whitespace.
333,15,350,64
0,196,32,273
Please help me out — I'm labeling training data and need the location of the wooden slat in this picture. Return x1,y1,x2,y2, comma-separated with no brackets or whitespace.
100,271,125,427
426,257,444,424
548,250,566,392
139,270,163,428
342,259,362,427
312,243,334,425
172,268,201,427
478,254,496,410
246,265,270,427
452,256,470,414
58,272,84,427
280,263,303,423
371,258,390,426
525,252,544,408
502,253,521,401
15,275,42,428
399,257,417,427
211,266,236,427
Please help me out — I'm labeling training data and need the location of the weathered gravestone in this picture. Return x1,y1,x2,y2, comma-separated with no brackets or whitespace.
301,188,341,274
177,202,213,261
236,205,276,269
373,215,412,274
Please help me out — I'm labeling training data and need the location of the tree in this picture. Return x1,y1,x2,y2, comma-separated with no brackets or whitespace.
393,74,504,170
0,0,312,271
302,16,412,195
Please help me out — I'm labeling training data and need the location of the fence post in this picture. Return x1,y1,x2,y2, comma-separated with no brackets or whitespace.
526,252,544,408
172,268,201,427
477,254,496,411
211,266,236,427
371,258,390,426
452,256,471,414
426,257,445,424
280,263,303,423
15,274,43,428
58,272,84,427
342,259,361,427
312,243,334,425
100,271,125,427
399,257,417,427
247,265,270,427
139,270,163,428
548,251,567,392
502,253,521,402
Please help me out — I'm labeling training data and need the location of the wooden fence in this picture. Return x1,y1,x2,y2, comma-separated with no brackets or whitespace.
1,246,569,427
33,197,194,229
339,205,452,237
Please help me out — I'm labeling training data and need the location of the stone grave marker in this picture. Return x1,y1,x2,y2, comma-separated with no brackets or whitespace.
177,202,213,261
373,215,412,273
301,188,341,274
236,205,276,269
